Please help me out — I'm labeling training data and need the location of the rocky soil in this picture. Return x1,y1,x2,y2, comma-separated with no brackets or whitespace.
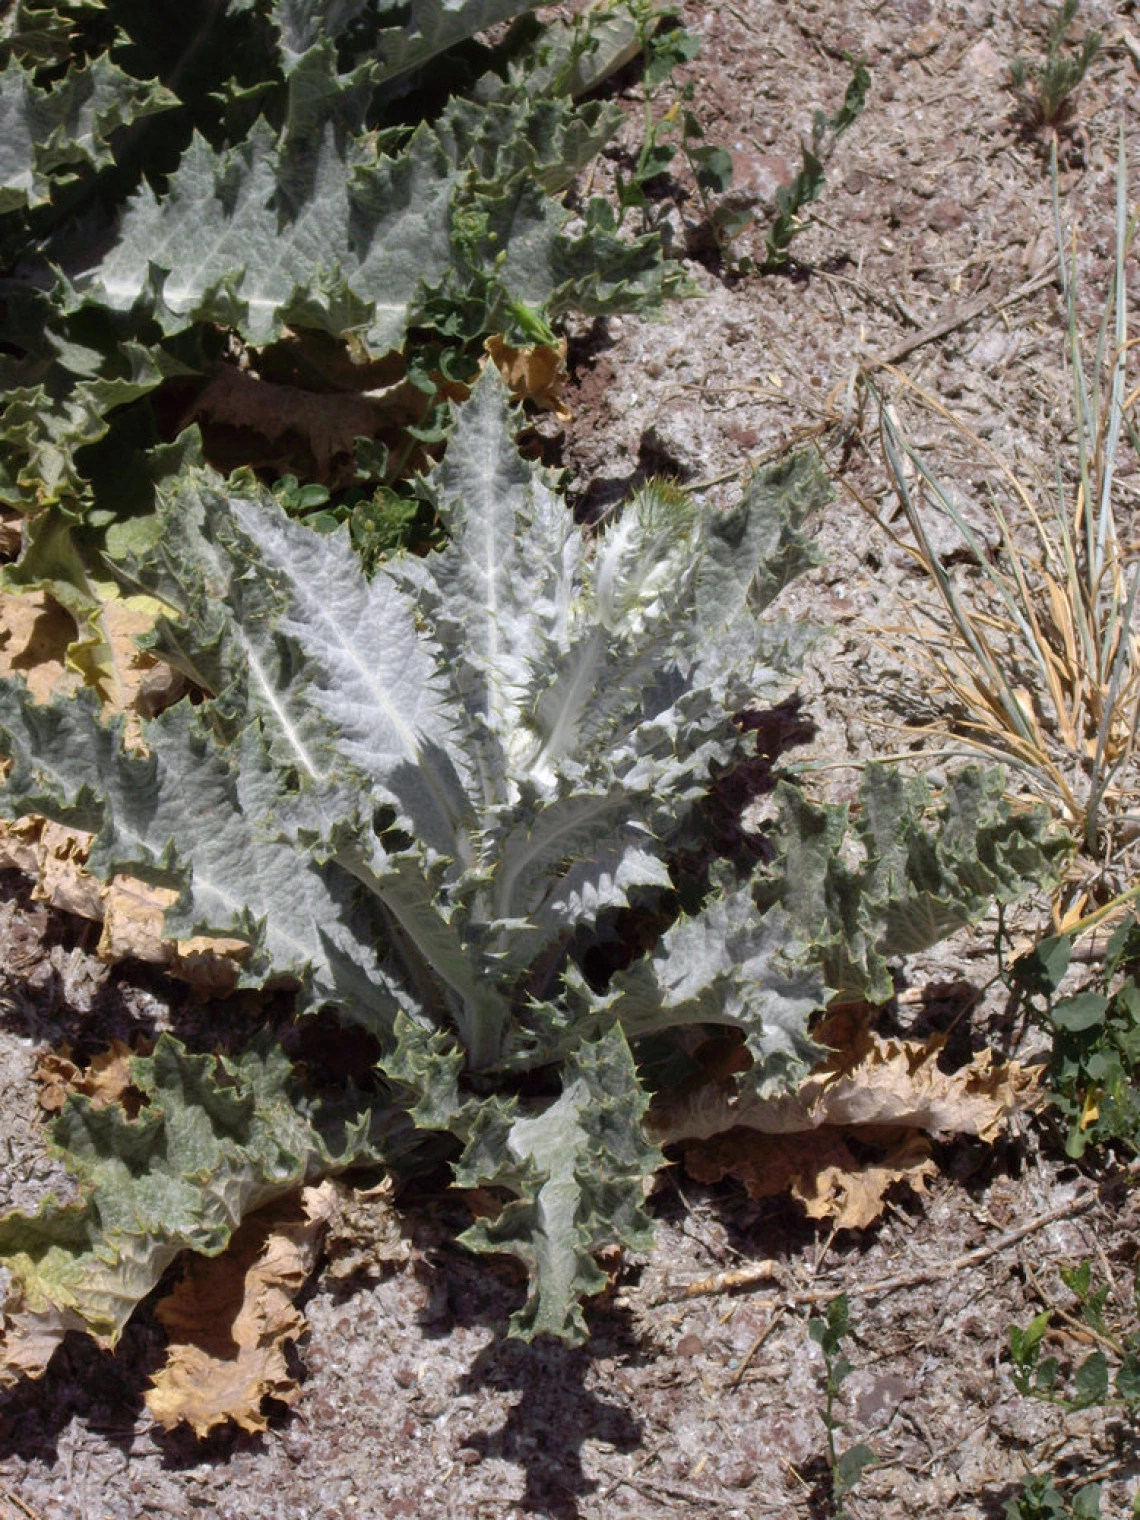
2,2,1140,1516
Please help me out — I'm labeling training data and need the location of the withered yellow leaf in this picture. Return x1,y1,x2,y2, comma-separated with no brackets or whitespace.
659,1014,1037,1229
682,1126,937,1231
322,1176,412,1281
0,590,81,706
0,817,251,991
485,335,570,417
651,1016,1038,1146
145,1183,337,1437
35,1037,151,1115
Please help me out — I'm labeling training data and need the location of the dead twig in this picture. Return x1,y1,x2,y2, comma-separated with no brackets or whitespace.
1,1490,45,1520
908,1413,992,1476
871,266,1058,366
598,1469,723,1508
802,1189,1099,1308
629,1190,1098,1314
1023,1261,1124,1357
729,1304,787,1388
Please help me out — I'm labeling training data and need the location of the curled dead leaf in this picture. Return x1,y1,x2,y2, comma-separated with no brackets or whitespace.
485,335,570,417
0,1302,81,1390
0,816,251,993
169,936,252,996
145,1182,338,1437
98,877,179,965
0,586,175,748
0,817,103,921
683,1125,937,1231
651,1017,1039,1145
322,1176,413,1281
185,365,429,485
0,591,80,706
656,1014,1039,1230
35,1037,151,1115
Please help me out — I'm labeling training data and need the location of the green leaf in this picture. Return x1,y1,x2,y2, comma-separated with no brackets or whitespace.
1115,1348,1140,1408
1010,1310,1052,1367
1049,994,1109,1033
1013,934,1073,996
835,1443,877,1493
457,1022,659,1342
274,0,539,92
0,1033,388,1379
0,53,176,214
764,765,1066,1005
0,373,824,1350
1070,1350,1109,1409
82,120,456,353
0,689,407,1031
609,886,824,1093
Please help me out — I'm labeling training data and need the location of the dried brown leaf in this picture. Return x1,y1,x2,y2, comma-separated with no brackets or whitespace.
145,1182,337,1437
0,818,251,992
35,1037,150,1114
652,1018,1038,1145
659,1017,1036,1229
322,1177,412,1282
682,1126,936,1230
0,591,81,706
186,366,427,485
485,336,570,416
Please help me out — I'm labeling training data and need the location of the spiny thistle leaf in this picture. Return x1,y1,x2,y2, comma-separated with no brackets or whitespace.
0,53,176,214
761,765,1070,1004
456,1023,660,1343
0,1034,388,1383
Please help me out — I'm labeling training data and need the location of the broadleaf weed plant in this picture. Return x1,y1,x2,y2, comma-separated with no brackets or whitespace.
866,133,1139,905
609,4,701,229
1006,906,1140,1159
1005,1258,1140,1518
761,55,870,271
1004,1472,1107,1519
603,4,747,263
809,1294,877,1519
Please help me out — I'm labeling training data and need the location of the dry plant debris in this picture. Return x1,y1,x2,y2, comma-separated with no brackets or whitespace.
34,1037,149,1114
145,1182,337,1437
0,586,176,740
653,1012,1039,1229
0,815,249,986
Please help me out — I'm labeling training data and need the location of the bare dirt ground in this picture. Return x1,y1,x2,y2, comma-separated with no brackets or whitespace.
3,2,1140,1517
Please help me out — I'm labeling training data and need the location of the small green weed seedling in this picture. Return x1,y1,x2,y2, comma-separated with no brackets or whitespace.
1008,909,1140,1159
609,6,700,229
1006,1258,1140,1518
602,5,744,263
809,1294,877,1518
762,56,870,271
1005,1473,1105,1520
1008,0,1102,136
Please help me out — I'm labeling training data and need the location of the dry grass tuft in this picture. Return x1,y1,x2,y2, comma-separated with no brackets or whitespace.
862,134,1139,919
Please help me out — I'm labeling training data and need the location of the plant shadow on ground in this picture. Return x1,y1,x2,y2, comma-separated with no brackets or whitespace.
570,425,694,526
0,1310,168,1466
404,1222,646,1519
